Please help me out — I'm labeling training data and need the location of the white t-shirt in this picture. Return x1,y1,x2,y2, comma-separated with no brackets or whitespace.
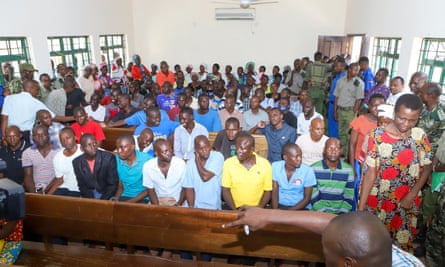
53,145,83,192
85,104,106,122
296,134,329,166
297,112,323,135
386,90,411,106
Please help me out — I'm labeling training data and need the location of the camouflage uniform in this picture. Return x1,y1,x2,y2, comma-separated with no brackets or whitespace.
425,180,445,267
6,78,23,95
305,61,330,117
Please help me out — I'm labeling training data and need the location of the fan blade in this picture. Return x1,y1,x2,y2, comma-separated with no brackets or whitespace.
250,1,279,5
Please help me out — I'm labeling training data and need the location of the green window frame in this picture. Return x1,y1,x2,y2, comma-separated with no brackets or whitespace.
417,38,445,89
99,34,126,70
369,37,401,80
0,37,31,86
47,36,91,76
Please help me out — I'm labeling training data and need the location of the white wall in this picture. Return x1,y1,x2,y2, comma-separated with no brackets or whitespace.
131,0,347,71
0,0,135,75
345,0,445,80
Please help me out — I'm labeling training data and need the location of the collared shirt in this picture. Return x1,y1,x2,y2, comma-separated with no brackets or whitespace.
329,72,347,102
334,76,365,107
173,122,209,160
386,90,411,106
45,88,67,116
311,159,355,214
297,112,323,135
392,245,425,266
264,123,297,162
2,92,55,132
284,71,304,94
53,145,83,192
22,144,60,190
142,156,185,202
222,153,272,208
116,150,152,198
272,160,316,208
360,67,375,93
0,140,31,184
417,101,445,155
183,151,224,210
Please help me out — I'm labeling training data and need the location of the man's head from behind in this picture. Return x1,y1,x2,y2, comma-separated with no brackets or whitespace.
321,211,391,267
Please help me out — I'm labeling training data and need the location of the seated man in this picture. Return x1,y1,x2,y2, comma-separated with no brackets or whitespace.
278,97,298,129
114,134,151,203
143,139,185,206
71,106,105,146
168,93,187,122
22,125,60,193
296,118,329,165
174,107,208,161
272,143,316,210
45,127,82,197
134,107,179,140
36,109,64,148
135,128,155,158
222,132,272,210
0,125,31,184
85,93,106,122
104,88,121,123
111,94,138,123
213,117,244,159
243,96,269,134
297,97,323,136
73,134,119,200
262,108,297,163
218,95,243,129
311,138,355,214
194,94,222,132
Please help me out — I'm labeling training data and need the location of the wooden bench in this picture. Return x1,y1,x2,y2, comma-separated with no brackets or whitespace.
22,194,323,263
102,127,268,158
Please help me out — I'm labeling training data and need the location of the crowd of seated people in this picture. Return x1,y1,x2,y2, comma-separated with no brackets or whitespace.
0,52,444,266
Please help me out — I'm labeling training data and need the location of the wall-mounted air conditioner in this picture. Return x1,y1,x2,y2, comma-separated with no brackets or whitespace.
215,8,255,20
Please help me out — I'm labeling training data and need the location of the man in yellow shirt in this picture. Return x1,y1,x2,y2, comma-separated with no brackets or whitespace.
222,132,272,210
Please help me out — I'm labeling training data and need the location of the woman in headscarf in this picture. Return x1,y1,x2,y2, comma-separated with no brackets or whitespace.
131,54,150,82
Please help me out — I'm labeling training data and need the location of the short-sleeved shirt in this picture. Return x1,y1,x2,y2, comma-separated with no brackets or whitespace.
22,144,60,190
53,145,83,192
117,150,152,198
417,101,445,155
334,76,365,108
183,151,224,209
66,88,86,116
272,160,316,208
71,120,106,143
264,123,297,162
296,134,329,165
222,153,272,208
311,160,355,214
134,120,179,138
142,156,185,202
360,68,375,94
112,107,138,122
156,71,175,87
194,109,222,132
85,104,106,122
213,130,238,159
0,140,31,184
173,122,209,160
125,109,169,127
157,94,177,112
218,109,243,129
243,109,269,132
349,115,378,161
297,112,323,135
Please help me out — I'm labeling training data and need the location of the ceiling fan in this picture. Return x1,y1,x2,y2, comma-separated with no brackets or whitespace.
212,0,279,9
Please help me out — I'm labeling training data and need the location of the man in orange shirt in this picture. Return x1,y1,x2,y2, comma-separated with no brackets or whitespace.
156,61,175,88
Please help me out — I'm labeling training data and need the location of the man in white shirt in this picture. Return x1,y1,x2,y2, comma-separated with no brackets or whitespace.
297,97,323,136
296,118,329,165
386,76,410,105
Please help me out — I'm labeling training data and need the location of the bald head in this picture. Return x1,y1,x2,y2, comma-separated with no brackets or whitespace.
310,118,325,142
322,211,392,267
409,72,428,96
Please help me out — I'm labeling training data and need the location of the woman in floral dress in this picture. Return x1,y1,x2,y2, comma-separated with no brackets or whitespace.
359,94,432,252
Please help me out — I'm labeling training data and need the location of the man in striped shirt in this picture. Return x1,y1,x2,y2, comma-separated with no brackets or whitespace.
311,138,355,214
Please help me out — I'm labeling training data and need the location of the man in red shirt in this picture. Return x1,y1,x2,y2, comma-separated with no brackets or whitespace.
71,107,105,146
156,61,175,88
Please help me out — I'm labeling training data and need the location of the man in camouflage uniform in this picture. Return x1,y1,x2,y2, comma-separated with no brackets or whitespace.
305,52,331,117
5,63,37,95
416,82,445,256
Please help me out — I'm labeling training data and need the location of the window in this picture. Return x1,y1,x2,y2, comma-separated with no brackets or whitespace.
0,37,31,86
369,37,401,80
47,36,91,75
100,34,126,70
418,38,445,88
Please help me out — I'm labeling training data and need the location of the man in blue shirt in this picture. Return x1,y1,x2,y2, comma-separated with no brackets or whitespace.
359,56,375,95
194,94,222,132
134,107,179,139
114,134,152,203
328,59,346,138
263,108,296,162
271,143,316,210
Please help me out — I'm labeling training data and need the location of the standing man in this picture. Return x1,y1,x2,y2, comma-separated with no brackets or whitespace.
305,52,330,116
285,59,304,95
409,71,428,96
334,63,364,158
311,138,355,214
362,68,390,106
5,63,37,95
327,58,346,138
222,133,272,210
358,56,375,97
263,108,297,163
271,143,316,210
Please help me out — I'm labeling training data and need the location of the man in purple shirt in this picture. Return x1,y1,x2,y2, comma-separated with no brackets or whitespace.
363,68,390,106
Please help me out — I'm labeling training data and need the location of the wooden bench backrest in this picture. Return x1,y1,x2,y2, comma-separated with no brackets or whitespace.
102,127,268,158
24,194,323,262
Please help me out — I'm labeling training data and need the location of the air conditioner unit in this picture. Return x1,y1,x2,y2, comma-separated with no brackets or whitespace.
215,8,255,20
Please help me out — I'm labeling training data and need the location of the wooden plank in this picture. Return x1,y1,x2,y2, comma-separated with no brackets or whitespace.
101,127,135,151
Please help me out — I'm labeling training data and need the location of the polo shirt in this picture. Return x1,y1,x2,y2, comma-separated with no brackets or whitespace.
222,153,272,208
264,123,297,162
173,122,208,160
142,156,185,202
53,145,83,192
71,120,105,143
2,92,55,132
311,160,355,214
22,144,60,190
183,151,224,210
134,120,179,138
0,140,31,184
116,150,152,198
194,109,222,132
272,160,316,208
156,71,175,87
